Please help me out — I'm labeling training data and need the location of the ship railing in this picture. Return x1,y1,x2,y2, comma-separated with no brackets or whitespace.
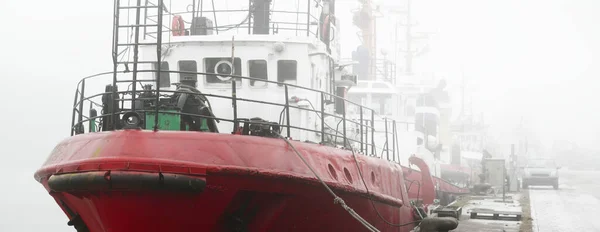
374,59,396,84
127,0,327,40
71,70,406,164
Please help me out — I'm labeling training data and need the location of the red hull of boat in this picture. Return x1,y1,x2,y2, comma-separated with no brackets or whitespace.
35,130,418,232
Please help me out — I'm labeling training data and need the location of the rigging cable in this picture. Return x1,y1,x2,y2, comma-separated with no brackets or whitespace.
278,100,341,140
278,134,380,232
303,99,353,144
300,98,389,153
345,136,424,227
344,132,422,227
277,98,422,228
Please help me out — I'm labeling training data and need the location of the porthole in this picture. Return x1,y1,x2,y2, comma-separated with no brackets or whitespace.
328,164,338,181
343,167,353,184
370,171,376,185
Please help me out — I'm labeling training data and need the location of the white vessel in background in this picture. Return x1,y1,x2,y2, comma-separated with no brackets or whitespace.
343,0,470,204
346,75,451,177
340,0,448,177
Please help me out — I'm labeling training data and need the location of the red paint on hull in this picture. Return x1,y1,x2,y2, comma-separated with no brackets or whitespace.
35,130,419,232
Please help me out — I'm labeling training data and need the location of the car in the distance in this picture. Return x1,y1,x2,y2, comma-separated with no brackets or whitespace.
522,158,560,189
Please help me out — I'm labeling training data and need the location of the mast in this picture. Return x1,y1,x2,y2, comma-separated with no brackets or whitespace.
362,0,376,80
404,0,412,75
352,0,377,80
397,0,428,77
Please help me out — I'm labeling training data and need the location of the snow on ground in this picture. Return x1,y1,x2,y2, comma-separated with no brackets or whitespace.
453,169,600,232
452,194,522,232
529,170,600,232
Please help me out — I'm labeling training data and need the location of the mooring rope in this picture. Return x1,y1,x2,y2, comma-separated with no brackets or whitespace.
278,134,380,232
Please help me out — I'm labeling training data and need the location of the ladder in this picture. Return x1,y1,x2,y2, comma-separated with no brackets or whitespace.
111,0,165,130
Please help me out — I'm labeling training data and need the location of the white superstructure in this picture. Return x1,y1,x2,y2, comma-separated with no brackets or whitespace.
100,0,401,157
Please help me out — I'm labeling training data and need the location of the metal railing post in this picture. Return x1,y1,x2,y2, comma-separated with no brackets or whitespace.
89,102,96,133
396,122,401,164
77,79,86,134
371,110,375,156
130,0,143,112
71,88,79,136
232,80,238,132
384,117,389,160
284,85,291,138
320,92,325,144
247,0,252,34
359,106,364,153
342,98,347,148
153,0,164,131
111,0,120,130
392,120,397,162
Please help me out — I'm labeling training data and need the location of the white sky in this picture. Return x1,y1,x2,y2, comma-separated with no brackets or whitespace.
0,0,599,231
389,0,600,148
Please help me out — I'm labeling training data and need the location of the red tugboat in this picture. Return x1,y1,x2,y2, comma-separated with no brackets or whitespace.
31,0,451,231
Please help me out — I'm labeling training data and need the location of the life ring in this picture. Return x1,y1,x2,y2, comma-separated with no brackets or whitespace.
172,15,185,36
214,60,234,81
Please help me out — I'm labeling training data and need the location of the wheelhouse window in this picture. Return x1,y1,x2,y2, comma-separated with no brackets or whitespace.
178,60,198,86
277,60,297,86
153,61,171,88
205,57,242,84
248,60,268,87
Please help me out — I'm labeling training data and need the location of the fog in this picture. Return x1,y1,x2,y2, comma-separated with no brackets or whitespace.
1,0,599,231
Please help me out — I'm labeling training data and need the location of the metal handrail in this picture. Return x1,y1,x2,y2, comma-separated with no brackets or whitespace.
137,1,323,38
71,70,405,162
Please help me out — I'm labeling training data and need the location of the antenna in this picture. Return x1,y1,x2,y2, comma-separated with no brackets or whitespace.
396,0,429,76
